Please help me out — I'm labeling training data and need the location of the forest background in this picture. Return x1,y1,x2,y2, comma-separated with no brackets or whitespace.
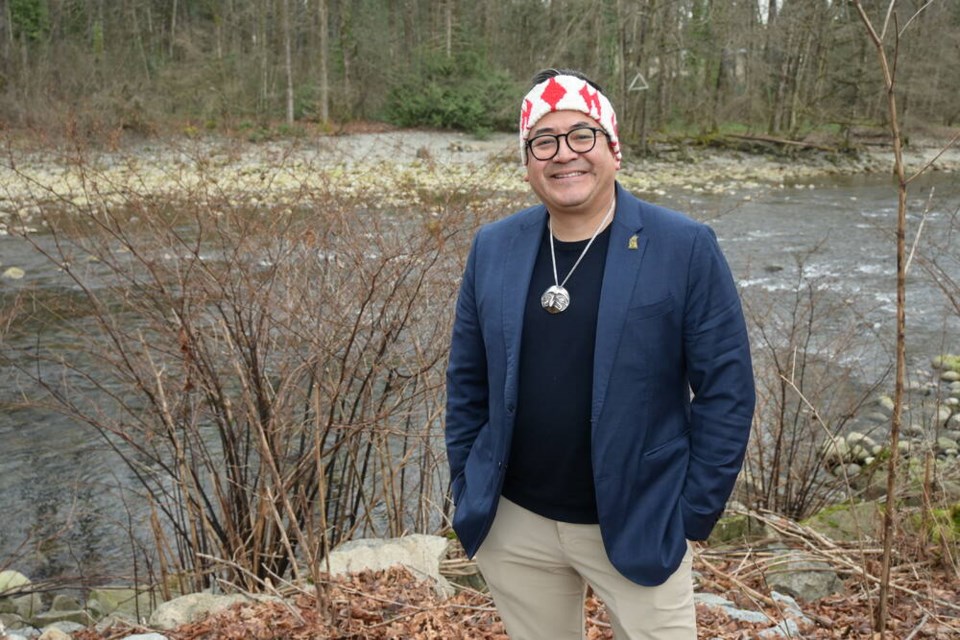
1,0,959,145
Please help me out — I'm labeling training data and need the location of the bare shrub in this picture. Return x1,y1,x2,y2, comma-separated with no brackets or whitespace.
740,249,890,520
2,142,518,594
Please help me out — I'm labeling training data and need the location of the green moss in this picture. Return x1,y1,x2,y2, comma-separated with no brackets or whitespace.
932,354,960,373
909,504,960,543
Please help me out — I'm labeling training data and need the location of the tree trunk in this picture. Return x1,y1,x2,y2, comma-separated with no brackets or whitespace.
318,0,329,124
283,0,294,124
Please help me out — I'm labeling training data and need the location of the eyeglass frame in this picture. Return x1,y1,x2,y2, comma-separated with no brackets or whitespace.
525,126,608,162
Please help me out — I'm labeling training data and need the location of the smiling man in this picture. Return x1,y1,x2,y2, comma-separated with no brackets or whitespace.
445,68,756,639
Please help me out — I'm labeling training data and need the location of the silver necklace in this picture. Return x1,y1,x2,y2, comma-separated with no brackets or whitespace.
541,197,616,314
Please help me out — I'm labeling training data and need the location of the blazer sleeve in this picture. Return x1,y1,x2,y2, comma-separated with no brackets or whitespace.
445,231,489,504
680,225,755,540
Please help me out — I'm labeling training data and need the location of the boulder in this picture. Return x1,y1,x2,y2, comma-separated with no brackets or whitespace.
803,501,883,542
38,628,72,640
694,593,770,624
764,552,843,601
148,593,251,631
325,534,454,597
50,594,81,612
13,593,43,619
28,608,93,627
708,513,772,545
0,612,23,629
937,436,959,454
41,621,86,634
0,571,31,597
87,586,156,622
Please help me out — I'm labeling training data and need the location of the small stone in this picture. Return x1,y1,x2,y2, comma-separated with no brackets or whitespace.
936,437,959,453
38,628,72,640
847,432,878,450
820,436,849,464
1,266,25,280
903,423,925,437
942,370,960,382
833,463,862,477
50,594,81,612
876,395,895,413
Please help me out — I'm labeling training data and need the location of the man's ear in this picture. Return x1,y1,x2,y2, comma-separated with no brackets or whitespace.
523,175,530,182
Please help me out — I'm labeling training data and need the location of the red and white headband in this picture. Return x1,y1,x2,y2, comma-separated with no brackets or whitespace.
519,74,621,166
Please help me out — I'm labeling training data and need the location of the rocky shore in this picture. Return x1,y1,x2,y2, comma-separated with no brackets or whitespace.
1,129,959,236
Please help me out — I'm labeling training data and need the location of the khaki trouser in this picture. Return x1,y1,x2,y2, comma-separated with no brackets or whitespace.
475,497,696,640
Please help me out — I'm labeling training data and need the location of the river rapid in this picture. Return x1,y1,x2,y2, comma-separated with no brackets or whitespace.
1,134,959,582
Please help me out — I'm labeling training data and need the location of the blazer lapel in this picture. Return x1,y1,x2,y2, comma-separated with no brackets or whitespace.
593,188,647,419
502,206,547,405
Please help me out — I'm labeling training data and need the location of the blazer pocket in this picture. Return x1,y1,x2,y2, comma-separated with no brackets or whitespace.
643,430,690,458
627,295,674,320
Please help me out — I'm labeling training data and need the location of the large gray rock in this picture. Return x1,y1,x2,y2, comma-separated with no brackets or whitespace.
764,553,843,601
148,593,251,631
326,534,453,596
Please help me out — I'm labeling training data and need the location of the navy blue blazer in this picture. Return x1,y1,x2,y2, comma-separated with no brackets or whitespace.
445,184,755,586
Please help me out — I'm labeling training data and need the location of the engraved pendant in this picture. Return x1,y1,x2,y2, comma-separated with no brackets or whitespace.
541,285,571,314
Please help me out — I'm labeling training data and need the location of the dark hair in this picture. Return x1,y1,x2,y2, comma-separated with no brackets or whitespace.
529,68,605,94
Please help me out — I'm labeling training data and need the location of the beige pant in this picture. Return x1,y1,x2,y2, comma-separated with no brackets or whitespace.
474,497,696,640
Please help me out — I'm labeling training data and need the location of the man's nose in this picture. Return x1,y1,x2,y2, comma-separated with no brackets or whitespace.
553,136,579,162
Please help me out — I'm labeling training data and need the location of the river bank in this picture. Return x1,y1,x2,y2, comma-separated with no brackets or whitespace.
2,129,958,234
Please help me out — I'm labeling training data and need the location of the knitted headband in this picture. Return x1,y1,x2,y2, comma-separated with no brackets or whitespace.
519,74,621,166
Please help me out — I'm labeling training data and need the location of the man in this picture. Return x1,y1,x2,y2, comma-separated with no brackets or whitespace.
445,68,755,639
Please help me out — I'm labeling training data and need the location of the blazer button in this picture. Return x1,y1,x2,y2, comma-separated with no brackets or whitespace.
506,404,515,414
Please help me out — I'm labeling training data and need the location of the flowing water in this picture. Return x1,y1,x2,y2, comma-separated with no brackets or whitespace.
1,171,959,581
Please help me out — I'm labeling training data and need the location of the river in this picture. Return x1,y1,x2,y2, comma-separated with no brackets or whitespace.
1,169,958,582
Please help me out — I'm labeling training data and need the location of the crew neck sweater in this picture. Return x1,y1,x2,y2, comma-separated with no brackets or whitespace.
501,222,611,523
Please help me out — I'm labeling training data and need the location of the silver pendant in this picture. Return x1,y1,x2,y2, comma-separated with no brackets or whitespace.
541,285,570,314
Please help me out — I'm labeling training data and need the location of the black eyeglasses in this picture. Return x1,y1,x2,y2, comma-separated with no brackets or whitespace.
526,127,606,161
